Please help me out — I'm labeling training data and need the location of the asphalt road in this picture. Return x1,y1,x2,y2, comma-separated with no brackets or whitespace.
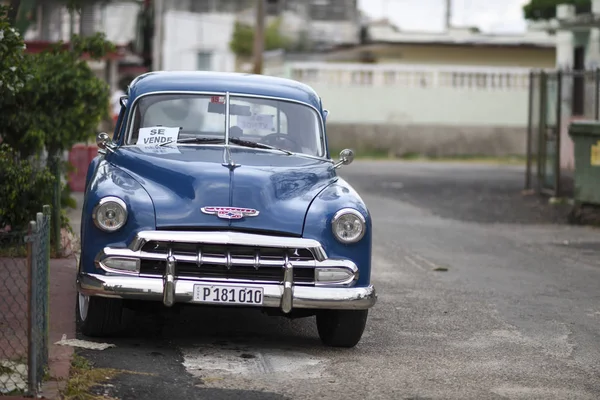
76,161,600,400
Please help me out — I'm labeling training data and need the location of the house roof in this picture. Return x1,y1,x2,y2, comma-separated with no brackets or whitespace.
127,71,322,109
363,24,556,49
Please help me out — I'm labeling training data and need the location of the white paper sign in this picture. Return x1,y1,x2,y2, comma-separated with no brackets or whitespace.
137,126,180,146
138,145,181,154
237,114,274,131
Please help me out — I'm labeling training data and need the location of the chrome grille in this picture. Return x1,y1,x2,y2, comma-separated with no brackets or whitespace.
138,241,316,284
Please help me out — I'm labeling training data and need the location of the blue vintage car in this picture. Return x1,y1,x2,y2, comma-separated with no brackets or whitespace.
76,71,377,347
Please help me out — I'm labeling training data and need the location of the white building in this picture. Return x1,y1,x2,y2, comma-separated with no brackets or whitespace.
161,10,237,72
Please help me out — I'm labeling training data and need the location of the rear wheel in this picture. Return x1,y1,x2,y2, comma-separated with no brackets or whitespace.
76,292,130,337
316,309,369,348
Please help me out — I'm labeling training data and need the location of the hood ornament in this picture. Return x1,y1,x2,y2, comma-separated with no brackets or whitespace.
201,206,260,220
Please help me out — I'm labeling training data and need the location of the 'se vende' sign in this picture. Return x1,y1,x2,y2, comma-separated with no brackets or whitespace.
137,126,180,146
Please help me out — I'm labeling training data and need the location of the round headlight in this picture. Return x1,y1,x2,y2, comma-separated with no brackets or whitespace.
331,208,366,244
93,196,128,232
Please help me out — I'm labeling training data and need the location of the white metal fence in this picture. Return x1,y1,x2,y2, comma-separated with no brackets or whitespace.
277,62,532,91
265,62,532,127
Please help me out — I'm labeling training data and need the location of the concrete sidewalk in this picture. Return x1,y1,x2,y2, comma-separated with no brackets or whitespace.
44,256,78,398
40,192,85,399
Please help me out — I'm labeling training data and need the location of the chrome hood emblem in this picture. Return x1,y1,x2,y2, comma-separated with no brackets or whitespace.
201,206,260,220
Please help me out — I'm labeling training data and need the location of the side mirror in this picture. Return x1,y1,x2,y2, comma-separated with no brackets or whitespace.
333,148,355,169
119,95,128,108
96,132,115,153
323,109,329,121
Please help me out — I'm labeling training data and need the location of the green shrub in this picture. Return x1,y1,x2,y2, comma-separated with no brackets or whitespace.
523,0,591,21
0,144,55,232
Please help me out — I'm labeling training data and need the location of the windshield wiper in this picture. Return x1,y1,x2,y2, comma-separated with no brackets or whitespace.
229,137,292,155
159,136,292,155
159,137,224,147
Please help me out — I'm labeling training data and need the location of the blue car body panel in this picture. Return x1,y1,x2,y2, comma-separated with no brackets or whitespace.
99,146,336,235
80,160,156,274
80,71,372,288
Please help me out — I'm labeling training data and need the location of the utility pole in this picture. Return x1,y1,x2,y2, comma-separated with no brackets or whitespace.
152,0,164,71
445,0,451,31
252,0,266,75
69,7,74,50
79,1,96,37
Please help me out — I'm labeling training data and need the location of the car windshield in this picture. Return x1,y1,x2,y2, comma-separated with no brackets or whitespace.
126,93,325,157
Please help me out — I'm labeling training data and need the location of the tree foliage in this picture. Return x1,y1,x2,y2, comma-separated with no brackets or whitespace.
229,18,289,57
0,5,29,110
0,4,115,240
0,4,39,155
1,32,114,158
29,34,114,157
523,0,591,20
0,144,55,232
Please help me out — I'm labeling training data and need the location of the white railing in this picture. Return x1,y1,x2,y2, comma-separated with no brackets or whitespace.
281,62,532,91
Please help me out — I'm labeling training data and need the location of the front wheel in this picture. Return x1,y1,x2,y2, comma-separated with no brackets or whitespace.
76,292,130,337
316,309,369,348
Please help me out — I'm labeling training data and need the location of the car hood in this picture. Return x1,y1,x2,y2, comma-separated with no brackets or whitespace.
108,145,336,236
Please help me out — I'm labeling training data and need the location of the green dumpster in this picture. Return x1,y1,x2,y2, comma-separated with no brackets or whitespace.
568,120,600,206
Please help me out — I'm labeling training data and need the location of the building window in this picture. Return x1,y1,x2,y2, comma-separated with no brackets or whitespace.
197,52,213,71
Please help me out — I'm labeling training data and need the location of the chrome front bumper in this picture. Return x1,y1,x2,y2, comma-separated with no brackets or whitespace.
79,230,377,313
77,273,377,311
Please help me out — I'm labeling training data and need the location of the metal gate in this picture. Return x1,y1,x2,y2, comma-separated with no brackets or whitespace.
526,69,600,197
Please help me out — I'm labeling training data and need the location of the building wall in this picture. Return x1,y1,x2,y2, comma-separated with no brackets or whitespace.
310,20,360,45
327,44,556,69
274,62,532,156
101,2,141,46
162,10,236,72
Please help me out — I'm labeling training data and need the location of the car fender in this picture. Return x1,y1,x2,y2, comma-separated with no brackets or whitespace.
79,159,156,274
302,177,372,287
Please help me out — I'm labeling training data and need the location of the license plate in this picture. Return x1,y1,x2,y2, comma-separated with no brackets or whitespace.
193,284,264,305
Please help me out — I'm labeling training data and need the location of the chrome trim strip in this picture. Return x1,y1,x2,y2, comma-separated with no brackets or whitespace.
127,230,328,261
226,250,232,270
225,91,231,144
98,247,358,286
77,273,377,310
253,250,260,270
103,248,318,268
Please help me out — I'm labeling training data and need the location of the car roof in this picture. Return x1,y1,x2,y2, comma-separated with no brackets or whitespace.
127,71,323,110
